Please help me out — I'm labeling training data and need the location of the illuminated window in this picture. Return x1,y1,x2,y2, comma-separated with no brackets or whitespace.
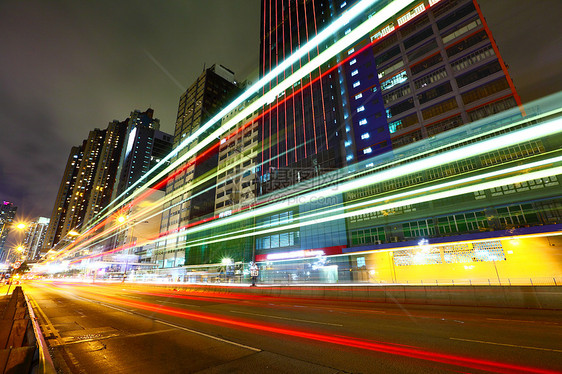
353,81,361,88
363,147,372,154
350,58,357,65
381,71,408,91
355,93,363,100
348,48,355,55
357,106,365,112
351,69,358,76
361,133,370,140
346,155,353,161
359,118,368,125
388,120,402,133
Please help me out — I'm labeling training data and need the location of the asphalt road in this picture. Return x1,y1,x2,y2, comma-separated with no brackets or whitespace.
18,281,562,374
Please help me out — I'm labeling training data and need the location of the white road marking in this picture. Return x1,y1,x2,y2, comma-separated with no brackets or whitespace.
450,338,562,353
74,295,261,352
230,310,343,326
154,299,201,307
486,317,560,326
157,320,261,352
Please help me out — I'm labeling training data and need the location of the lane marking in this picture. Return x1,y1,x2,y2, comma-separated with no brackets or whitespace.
277,303,386,315
157,320,261,352
74,295,261,353
486,318,561,326
154,299,201,308
450,338,562,353
230,310,343,326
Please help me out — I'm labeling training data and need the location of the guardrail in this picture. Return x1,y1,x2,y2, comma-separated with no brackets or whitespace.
0,286,56,374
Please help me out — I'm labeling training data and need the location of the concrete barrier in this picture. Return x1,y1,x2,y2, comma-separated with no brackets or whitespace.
112,281,562,309
0,286,55,374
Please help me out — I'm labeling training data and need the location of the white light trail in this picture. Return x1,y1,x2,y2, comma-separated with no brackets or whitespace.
179,165,562,248
161,117,562,242
82,0,416,234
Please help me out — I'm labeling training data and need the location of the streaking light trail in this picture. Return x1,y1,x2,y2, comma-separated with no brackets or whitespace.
78,0,416,237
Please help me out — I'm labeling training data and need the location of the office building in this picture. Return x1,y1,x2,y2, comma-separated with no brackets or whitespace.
157,64,239,268
249,0,546,284
336,0,521,162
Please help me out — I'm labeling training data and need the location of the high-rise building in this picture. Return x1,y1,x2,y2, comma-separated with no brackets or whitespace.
44,108,172,253
111,108,173,202
43,145,83,251
0,201,17,261
249,0,525,276
255,0,350,264
60,128,107,239
157,64,239,268
215,71,260,216
209,71,261,265
335,0,521,162
258,0,345,192
22,217,50,261
83,120,128,226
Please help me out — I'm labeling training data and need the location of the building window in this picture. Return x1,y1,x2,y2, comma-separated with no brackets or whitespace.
381,71,408,91
361,133,370,140
351,69,359,76
353,81,361,88
357,106,365,112
350,58,357,65
359,118,368,125
355,93,363,100
363,147,372,154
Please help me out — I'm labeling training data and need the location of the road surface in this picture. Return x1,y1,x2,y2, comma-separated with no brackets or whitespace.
19,281,562,373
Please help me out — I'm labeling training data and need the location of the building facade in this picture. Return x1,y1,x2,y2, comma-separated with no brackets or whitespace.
43,146,83,252
336,0,521,163
246,0,559,285
22,217,50,262
157,64,240,268
44,108,172,255
111,108,173,202
0,201,18,262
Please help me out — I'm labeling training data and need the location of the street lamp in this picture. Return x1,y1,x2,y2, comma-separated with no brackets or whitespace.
1,221,28,263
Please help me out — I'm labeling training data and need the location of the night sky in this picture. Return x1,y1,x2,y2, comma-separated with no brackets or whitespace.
0,0,561,220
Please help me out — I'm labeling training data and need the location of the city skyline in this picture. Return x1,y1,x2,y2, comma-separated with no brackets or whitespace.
0,0,561,219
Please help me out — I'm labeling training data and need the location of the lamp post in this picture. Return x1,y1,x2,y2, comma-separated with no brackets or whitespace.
1,222,28,264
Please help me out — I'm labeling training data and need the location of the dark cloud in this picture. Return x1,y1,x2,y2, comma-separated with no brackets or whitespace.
0,0,260,217
0,0,560,219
